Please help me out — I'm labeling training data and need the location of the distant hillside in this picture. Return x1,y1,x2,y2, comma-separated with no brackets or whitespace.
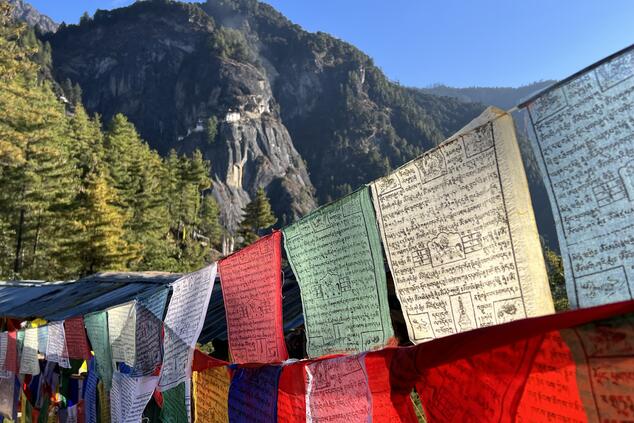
417,82,555,111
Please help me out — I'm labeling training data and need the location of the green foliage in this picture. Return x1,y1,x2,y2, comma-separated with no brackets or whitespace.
0,3,223,279
206,115,218,145
238,187,276,246
544,248,569,312
209,26,254,63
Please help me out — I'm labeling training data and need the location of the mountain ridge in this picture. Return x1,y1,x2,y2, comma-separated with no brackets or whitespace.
16,0,557,249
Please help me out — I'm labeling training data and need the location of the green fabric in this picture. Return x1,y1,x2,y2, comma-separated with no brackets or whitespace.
37,396,49,423
160,382,189,423
16,330,24,358
84,311,113,390
283,186,393,357
142,396,162,423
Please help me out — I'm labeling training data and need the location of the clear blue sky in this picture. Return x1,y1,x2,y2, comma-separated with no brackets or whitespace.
29,0,634,88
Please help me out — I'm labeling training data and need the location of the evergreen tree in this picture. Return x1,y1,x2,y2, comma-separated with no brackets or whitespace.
71,171,130,275
0,4,78,279
238,187,277,246
199,195,222,249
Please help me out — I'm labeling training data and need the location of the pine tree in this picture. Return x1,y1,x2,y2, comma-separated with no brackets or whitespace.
199,195,222,249
0,5,78,279
238,187,277,246
71,171,131,276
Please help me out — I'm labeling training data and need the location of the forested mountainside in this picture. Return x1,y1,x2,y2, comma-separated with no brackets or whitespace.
43,0,484,231
2,0,562,283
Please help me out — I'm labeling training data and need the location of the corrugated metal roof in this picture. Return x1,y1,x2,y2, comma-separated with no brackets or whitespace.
0,269,304,343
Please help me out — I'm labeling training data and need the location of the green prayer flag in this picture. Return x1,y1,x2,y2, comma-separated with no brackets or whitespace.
283,187,393,357
84,311,114,391
160,382,189,423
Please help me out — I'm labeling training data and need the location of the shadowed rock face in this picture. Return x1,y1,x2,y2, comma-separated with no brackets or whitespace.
9,0,58,33
47,1,315,231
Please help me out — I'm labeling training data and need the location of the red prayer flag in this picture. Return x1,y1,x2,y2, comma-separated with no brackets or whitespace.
277,361,308,423
63,317,92,360
192,348,229,372
219,231,288,364
370,300,634,423
4,330,18,373
363,351,418,422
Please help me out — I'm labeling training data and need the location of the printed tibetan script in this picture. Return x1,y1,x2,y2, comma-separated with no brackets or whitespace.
159,264,216,391
283,187,393,357
306,355,372,423
371,107,554,343
523,46,634,308
219,231,287,363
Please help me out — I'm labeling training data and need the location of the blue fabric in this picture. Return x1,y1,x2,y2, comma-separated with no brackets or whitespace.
84,359,99,423
228,365,282,423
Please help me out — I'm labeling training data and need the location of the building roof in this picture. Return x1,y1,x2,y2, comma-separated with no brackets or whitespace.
0,269,303,343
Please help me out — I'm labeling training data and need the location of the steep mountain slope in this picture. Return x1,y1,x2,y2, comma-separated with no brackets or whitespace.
8,0,57,33
46,2,316,230
45,0,519,236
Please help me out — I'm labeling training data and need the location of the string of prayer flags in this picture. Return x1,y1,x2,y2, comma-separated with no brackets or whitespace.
159,264,217,391
45,322,70,369
521,45,634,308
283,187,393,357
19,328,39,376
368,299,634,422
370,107,554,343
108,302,136,367
219,231,288,364
110,371,158,423
228,365,282,423
84,311,113,391
193,365,231,423
133,288,169,376
63,317,91,361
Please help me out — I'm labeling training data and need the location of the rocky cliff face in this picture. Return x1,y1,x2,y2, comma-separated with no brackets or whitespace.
45,0,487,232
9,0,57,33
46,2,315,231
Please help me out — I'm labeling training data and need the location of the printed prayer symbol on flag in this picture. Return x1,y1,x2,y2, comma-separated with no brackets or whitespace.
283,187,393,357
219,231,288,364
521,46,634,309
370,107,553,344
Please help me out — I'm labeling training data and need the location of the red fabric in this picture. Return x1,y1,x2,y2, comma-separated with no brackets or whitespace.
192,348,229,372
218,231,288,364
364,352,418,422
63,317,91,360
4,330,18,373
277,361,308,423
382,300,634,423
